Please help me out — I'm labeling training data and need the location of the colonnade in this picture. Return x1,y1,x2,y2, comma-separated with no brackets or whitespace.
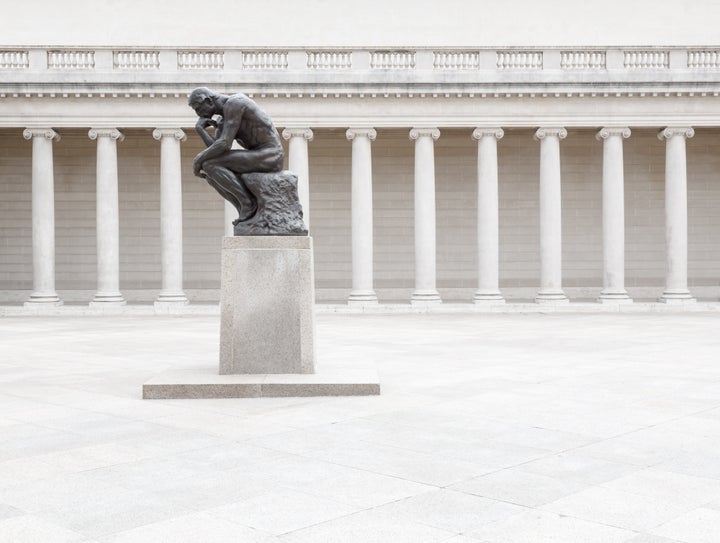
21,124,696,306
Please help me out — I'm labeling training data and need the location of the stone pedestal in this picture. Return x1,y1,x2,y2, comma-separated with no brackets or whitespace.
143,235,379,399
220,236,315,374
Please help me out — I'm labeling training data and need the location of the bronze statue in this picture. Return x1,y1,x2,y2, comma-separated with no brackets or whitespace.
189,88,307,235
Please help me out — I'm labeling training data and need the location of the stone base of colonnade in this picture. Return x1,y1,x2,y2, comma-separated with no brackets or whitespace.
23,294,63,310
658,290,697,305
143,236,380,399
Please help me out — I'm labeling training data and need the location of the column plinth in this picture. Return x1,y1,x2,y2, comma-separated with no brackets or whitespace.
89,128,125,307
23,128,62,307
346,128,378,305
596,127,632,304
658,127,695,303
153,128,188,308
282,128,313,229
534,127,568,304
410,128,441,305
473,128,505,304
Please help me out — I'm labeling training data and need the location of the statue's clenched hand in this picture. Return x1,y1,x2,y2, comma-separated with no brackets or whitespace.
196,117,216,130
193,155,205,178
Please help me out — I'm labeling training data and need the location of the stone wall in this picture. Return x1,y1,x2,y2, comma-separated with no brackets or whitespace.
1,127,719,302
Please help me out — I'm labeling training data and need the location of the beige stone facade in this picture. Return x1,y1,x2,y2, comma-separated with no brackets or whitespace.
2,0,720,307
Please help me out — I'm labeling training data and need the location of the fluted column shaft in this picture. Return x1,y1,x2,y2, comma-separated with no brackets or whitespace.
473,128,505,303
89,128,125,305
23,128,62,306
153,129,188,305
597,127,632,303
346,128,378,304
410,128,441,304
282,128,313,228
658,127,695,302
534,127,568,303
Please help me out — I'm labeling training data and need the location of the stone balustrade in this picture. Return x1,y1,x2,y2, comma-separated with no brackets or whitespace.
47,50,95,69
1,46,719,82
0,50,28,69
114,51,160,70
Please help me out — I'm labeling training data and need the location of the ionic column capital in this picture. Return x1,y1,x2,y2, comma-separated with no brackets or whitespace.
472,127,504,140
346,127,377,141
658,127,694,141
596,127,631,141
23,128,60,142
152,128,186,142
282,127,314,142
89,128,124,142
409,127,440,141
534,127,567,141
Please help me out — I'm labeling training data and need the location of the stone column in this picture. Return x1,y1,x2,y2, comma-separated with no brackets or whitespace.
23,128,62,306
658,127,695,303
534,127,568,303
282,128,313,228
346,127,378,304
472,127,505,304
152,129,188,307
88,128,125,306
596,127,632,303
409,127,442,304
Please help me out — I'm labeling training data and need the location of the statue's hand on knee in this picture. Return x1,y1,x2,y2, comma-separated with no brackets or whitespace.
193,155,206,178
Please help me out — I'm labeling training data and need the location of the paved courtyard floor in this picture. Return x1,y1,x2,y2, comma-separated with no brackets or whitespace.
1,312,720,542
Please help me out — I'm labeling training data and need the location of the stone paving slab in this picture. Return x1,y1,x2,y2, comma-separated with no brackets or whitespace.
2,313,720,542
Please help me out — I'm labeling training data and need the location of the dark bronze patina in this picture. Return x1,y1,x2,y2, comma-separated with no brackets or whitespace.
189,88,307,235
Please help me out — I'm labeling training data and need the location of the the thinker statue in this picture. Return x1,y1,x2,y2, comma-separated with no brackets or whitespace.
188,87,307,235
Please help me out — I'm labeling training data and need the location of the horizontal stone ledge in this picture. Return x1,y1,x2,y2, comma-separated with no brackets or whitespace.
142,364,381,399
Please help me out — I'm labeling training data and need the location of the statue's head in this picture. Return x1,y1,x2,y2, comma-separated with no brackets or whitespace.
188,87,218,118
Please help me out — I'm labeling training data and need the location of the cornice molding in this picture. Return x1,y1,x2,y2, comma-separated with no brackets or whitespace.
152,128,186,141
409,127,440,140
657,126,695,140
472,127,504,140
88,127,124,142
22,128,60,142
534,127,567,141
345,127,377,141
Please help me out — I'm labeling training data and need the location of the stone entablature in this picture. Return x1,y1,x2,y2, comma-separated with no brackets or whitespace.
2,45,720,131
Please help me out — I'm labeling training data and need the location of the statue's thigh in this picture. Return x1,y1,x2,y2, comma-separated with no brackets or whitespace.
210,150,272,173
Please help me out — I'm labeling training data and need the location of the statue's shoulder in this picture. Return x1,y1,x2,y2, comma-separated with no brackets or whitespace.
227,93,253,105
223,93,254,115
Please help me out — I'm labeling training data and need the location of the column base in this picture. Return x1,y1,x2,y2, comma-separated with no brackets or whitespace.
597,291,633,304
24,293,62,307
154,294,189,312
658,290,696,304
473,291,505,304
535,291,569,304
411,290,442,305
90,293,126,307
348,290,378,305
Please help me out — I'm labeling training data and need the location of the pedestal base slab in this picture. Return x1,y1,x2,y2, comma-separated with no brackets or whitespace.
143,363,380,399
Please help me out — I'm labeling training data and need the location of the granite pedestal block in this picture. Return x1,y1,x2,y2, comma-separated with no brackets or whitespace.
220,235,315,374
142,235,380,399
